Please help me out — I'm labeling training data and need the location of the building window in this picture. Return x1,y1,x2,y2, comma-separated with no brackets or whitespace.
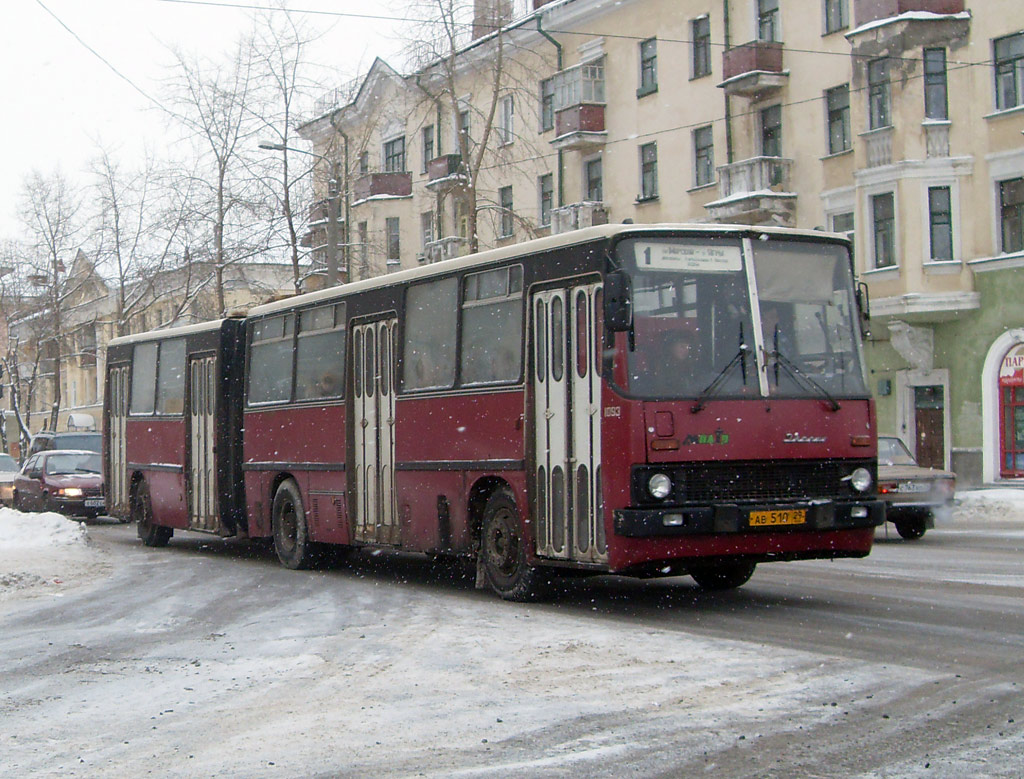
927,186,954,261
924,48,948,120
498,95,514,145
694,125,715,187
539,77,555,132
421,211,435,249
357,221,368,272
831,211,855,260
499,185,514,237
358,151,369,175
871,192,896,268
538,174,553,226
824,0,847,34
826,84,850,155
692,16,711,78
639,142,658,200
638,38,658,97
761,104,782,157
758,0,780,42
868,58,891,130
586,157,603,202
383,136,406,173
421,126,434,173
456,107,471,148
386,217,400,262
1000,177,1024,254
995,32,1024,111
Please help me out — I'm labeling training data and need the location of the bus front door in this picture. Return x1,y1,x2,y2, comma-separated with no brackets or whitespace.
187,354,219,532
532,283,606,564
353,318,399,545
107,364,130,516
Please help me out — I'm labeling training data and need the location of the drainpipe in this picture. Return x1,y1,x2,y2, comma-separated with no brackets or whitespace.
329,113,351,283
723,0,734,164
538,16,566,207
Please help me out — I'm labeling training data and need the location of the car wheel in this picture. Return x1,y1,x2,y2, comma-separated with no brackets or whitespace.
133,480,172,547
689,561,757,590
895,518,927,540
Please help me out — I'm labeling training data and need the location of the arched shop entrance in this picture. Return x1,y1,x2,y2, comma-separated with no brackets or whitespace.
983,330,1024,483
998,343,1024,478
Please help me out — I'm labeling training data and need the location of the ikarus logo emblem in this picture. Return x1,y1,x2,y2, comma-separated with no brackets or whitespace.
784,432,827,443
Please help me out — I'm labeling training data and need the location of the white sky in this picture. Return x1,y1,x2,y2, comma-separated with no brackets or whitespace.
0,0,403,239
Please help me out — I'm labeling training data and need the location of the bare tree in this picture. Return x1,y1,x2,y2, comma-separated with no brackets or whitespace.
164,32,267,315
249,4,321,294
17,170,85,431
404,0,549,253
91,146,200,336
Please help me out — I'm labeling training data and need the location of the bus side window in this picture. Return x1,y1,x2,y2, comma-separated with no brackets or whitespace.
156,338,186,415
402,278,457,391
295,303,346,400
460,265,524,386
130,342,158,415
248,314,295,404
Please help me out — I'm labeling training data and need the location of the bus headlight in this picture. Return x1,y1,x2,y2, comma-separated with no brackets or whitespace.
648,473,672,500
848,467,872,493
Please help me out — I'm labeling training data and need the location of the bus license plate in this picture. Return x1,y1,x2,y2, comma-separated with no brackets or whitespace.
749,509,806,527
84,499,105,508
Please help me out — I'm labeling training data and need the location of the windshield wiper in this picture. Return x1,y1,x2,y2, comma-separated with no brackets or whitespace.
691,326,749,413
771,342,841,412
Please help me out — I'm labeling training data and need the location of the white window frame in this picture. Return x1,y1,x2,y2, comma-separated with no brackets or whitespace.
865,188,898,272
498,94,515,146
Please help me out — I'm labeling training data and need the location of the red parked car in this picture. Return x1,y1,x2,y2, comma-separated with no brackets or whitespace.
12,450,106,519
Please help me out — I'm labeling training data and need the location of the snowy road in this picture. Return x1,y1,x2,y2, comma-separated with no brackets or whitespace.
1,492,1023,777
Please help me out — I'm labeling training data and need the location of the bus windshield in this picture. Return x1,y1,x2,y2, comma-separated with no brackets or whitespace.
613,235,867,400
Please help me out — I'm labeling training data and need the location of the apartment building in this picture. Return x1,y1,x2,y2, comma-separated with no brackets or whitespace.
298,0,1024,486
3,258,297,453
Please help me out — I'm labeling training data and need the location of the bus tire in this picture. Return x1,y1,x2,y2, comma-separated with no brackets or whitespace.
272,479,315,570
481,489,546,602
689,561,756,591
134,480,172,547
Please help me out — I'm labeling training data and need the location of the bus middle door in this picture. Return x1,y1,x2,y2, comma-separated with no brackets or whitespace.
532,283,606,564
352,318,399,545
187,354,219,532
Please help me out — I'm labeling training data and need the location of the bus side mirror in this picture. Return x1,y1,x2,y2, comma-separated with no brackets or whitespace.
856,281,871,338
604,271,633,332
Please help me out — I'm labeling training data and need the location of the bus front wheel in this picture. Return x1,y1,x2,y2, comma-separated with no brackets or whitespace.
272,479,315,570
481,489,546,602
689,561,756,591
134,481,172,547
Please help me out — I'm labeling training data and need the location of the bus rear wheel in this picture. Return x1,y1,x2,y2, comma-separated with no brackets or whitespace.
134,480,172,547
481,489,546,602
689,561,756,591
272,479,315,570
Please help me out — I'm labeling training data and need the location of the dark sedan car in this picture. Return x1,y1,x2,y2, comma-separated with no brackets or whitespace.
12,449,106,519
877,436,956,540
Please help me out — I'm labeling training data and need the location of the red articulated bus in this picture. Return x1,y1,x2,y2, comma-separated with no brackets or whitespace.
105,224,884,600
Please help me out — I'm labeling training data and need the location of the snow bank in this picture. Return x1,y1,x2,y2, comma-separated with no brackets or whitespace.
954,488,1024,522
0,507,90,549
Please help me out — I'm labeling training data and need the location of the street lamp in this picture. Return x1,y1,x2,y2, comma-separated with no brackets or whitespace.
259,141,343,286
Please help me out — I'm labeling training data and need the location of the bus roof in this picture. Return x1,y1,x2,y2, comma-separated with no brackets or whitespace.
108,318,238,348
248,223,848,319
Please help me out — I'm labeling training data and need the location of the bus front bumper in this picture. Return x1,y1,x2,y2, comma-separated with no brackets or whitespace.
613,500,885,538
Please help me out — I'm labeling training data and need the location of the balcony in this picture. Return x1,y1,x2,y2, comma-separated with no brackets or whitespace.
848,0,969,54
551,202,609,235
548,61,607,151
424,235,466,264
352,171,412,202
719,41,787,99
551,104,607,151
301,198,343,248
425,154,466,191
853,0,964,27
704,157,796,226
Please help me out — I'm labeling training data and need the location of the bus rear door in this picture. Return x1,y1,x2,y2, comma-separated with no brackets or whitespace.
188,354,219,532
